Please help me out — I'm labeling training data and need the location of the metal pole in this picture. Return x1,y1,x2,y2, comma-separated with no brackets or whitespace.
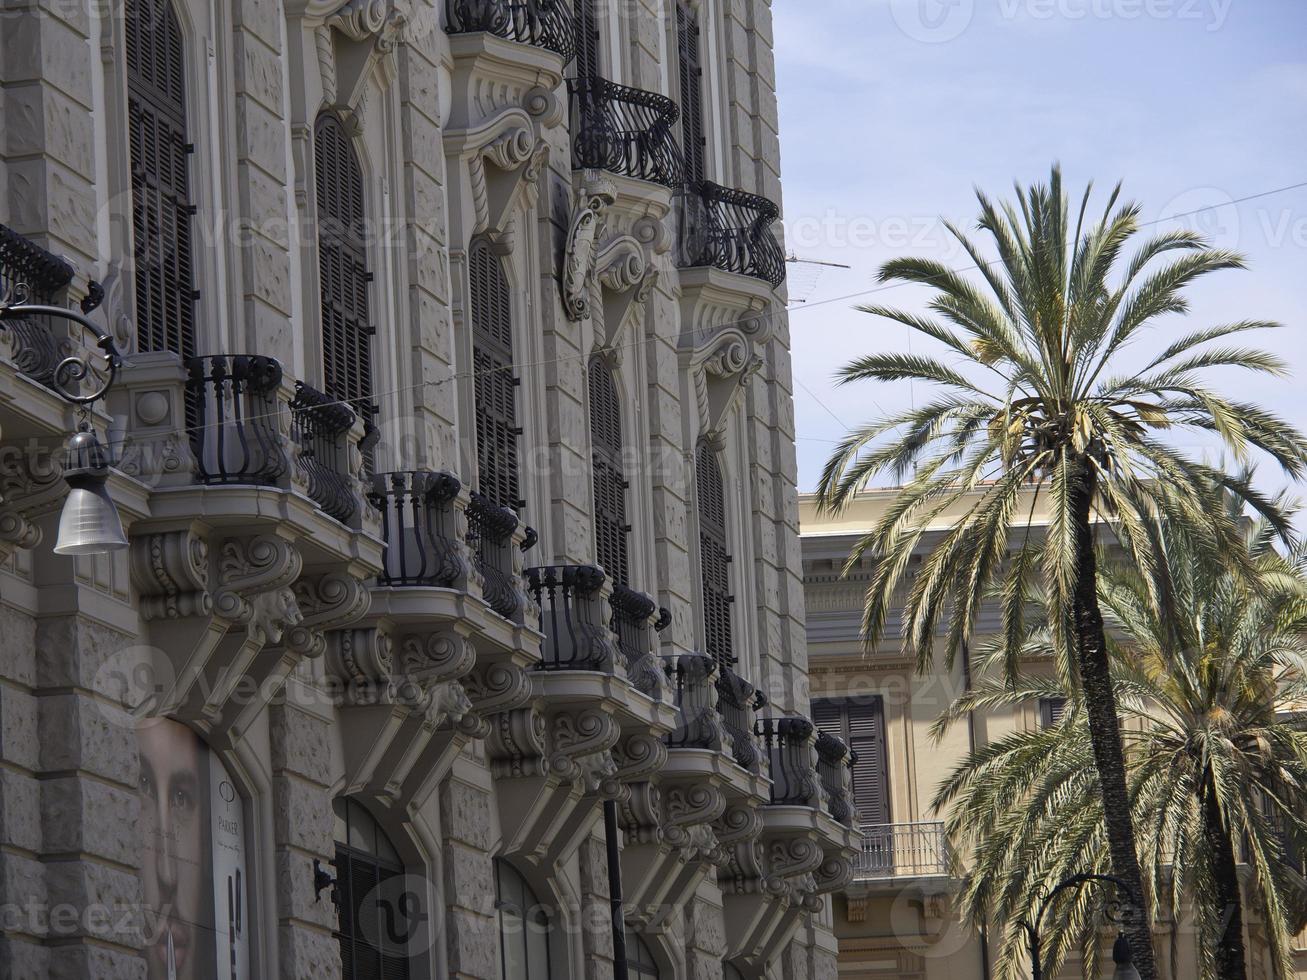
1025,923,1042,980
604,799,629,980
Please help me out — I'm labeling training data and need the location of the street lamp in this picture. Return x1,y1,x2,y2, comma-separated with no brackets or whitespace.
0,285,126,555
1020,873,1144,980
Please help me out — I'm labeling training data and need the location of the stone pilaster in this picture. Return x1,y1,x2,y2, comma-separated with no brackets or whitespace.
439,777,500,980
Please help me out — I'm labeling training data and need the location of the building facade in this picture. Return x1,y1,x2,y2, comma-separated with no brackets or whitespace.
0,1,856,977
799,490,1307,980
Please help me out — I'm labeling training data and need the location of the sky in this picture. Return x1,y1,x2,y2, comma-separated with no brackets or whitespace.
773,0,1307,500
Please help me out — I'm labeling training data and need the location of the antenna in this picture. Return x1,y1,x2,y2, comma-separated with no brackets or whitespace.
784,253,852,304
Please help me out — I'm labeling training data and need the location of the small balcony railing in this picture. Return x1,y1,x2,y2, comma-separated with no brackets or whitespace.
855,821,951,881
466,492,527,619
289,382,358,524
664,653,727,750
758,716,823,807
526,563,620,672
568,76,683,188
815,729,856,828
0,223,76,388
371,470,469,588
444,0,575,64
678,180,786,288
186,355,286,486
609,584,670,697
716,666,766,774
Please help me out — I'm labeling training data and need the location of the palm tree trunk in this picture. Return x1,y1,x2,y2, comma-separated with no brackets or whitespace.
1069,463,1159,980
1203,774,1248,979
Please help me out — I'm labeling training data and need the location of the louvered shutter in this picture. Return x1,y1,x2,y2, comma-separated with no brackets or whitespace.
696,443,733,669
126,0,197,358
1039,697,1067,729
589,357,628,585
814,697,890,825
469,241,520,511
676,1,706,187
575,0,600,79
315,113,374,413
335,840,410,980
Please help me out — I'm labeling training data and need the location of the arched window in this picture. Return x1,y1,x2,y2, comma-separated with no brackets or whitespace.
333,798,411,980
496,859,552,980
696,441,733,669
470,241,520,511
589,356,628,585
315,112,374,411
126,0,197,358
624,927,662,978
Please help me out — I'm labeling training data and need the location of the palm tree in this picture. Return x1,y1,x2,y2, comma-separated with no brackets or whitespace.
930,509,1307,980
814,165,1307,977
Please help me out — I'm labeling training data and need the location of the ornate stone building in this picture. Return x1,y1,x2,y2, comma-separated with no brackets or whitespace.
0,1,854,978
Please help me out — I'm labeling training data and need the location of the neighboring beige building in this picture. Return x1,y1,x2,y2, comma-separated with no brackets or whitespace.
800,489,1307,980
0,1,855,978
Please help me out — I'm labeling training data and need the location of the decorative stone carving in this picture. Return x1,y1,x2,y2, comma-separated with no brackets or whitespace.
548,708,621,784
327,0,408,49
287,572,371,658
0,442,65,563
131,530,212,621
488,706,548,780
327,626,396,705
561,176,616,321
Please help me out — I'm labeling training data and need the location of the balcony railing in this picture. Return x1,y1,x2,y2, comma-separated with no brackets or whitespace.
758,716,823,807
0,223,76,387
678,180,786,288
716,666,766,774
664,653,727,750
444,0,575,64
526,564,620,672
289,382,358,524
186,355,286,487
466,492,526,619
815,730,856,827
568,76,683,188
855,821,951,881
371,470,468,588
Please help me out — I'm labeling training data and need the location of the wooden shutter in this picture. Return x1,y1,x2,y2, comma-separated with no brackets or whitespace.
696,443,733,669
470,241,520,511
334,807,411,980
676,1,706,187
126,0,197,358
1040,697,1067,729
575,0,600,79
814,697,889,825
315,113,374,411
589,357,628,585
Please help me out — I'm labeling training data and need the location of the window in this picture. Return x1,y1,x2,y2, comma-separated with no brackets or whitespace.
497,860,552,980
575,0,600,79
470,240,521,511
624,927,661,978
812,697,889,825
126,0,197,358
333,799,412,980
695,442,733,669
1039,697,1068,729
675,0,706,186
315,112,374,412
589,357,628,585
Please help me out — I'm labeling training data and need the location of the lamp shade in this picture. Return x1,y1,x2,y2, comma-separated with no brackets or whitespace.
53,427,127,556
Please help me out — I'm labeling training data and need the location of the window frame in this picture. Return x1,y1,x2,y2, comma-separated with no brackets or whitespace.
332,798,412,980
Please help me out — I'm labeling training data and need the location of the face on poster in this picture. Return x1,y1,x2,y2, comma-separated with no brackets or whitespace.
138,718,249,980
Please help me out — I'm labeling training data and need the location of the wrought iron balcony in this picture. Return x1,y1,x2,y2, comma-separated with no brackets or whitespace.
716,666,767,774
186,355,286,487
370,470,469,588
289,382,358,524
678,180,786,288
758,716,823,808
0,223,76,388
855,821,951,881
467,491,529,619
568,76,683,188
526,563,621,672
664,653,728,750
609,584,671,697
444,0,575,63
815,730,857,828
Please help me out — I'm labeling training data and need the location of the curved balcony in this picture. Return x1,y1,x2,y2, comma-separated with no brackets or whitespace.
678,180,786,288
467,491,530,619
370,470,467,588
289,382,358,524
444,0,575,64
568,76,683,188
0,223,76,389
186,355,286,487
526,563,619,672
757,716,823,807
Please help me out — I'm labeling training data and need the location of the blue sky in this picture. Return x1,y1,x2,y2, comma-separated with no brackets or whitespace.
775,0,1307,497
